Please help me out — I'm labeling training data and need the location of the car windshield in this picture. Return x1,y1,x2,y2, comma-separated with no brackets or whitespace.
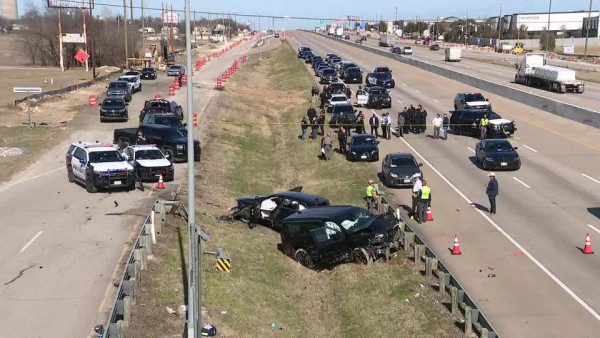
375,67,390,73
353,136,377,145
375,73,391,80
347,68,360,74
103,99,124,106
404,47,411,50
390,157,417,168
142,68,154,72
163,128,186,138
89,150,124,163
465,94,486,102
169,66,181,70
334,105,354,114
480,112,501,119
322,69,334,75
485,142,513,152
148,101,171,109
108,82,127,89
331,96,346,102
135,149,165,160
119,77,135,83
125,72,139,76
335,208,376,233
154,116,180,126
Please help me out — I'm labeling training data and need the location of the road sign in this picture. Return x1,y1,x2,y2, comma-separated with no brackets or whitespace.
62,33,86,43
564,45,575,55
162,12,180,24
13,87,42,93
74,49,89,64
47,0,94,9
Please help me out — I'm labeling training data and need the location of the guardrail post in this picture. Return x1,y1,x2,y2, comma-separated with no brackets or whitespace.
404,232,415,251
157,201,166,234
425,257,433,281
123,295,131,326
414,244,425,264
451,286,459,315
141,234,153,256
439,272,446,293
464,305,473,336
480,327,489,338
134,248,147,270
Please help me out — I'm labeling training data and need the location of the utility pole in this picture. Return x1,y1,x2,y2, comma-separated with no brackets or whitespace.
130,0,134,58
546,0,552,52
82,8,89,72
585,0,593,58
259,13,262,60
497,4,502,50
90,5,96,78
465,11,469,46
395,7,398,24
58,8,64,71
141,0,145,60
123,0,128,67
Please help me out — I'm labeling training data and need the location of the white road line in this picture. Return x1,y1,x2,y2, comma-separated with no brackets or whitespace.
582,173,600,184
587,224,600,234
0,167,63,192
415,89,422,94
397,136,600,322
402,82,407,86
397,99,403,104
467,147,475,153
512,176,531,189
432,99,439,102
20,231,43,253
522,144,538,153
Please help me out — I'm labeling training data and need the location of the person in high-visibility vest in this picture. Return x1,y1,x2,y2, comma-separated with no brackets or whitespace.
479,115,489,140
366,179,378,213
417,180,431,224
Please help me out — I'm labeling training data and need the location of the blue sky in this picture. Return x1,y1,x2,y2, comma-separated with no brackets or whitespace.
13,0,600,30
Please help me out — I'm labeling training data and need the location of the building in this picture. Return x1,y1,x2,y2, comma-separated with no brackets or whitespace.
508,11,599,38
0,0,18,20
582,16,600,38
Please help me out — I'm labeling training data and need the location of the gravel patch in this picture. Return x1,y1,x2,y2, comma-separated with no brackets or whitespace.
0,147,25,158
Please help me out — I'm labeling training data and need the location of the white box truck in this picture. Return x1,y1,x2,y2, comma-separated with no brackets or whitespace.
335,27,344,38
328,26,336,36
445,47,462,62
514,53,584,93
379,34,396,47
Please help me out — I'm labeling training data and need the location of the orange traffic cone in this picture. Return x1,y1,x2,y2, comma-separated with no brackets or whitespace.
451,235,462,255
154,93,161,99
89,95,97,106
157,174,165,189
426,207,434,221
583,233,594,254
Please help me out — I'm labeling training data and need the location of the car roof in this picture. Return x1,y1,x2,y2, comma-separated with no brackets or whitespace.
129,144,161,150
111,80,128,84
284,205,359,221
481,138,511,144
387,152,416,159
119,75,136,79
352,134,375,140
276,191,329,206
331,94,347,98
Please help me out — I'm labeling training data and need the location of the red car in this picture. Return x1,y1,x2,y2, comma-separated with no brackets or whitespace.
430,44,440,51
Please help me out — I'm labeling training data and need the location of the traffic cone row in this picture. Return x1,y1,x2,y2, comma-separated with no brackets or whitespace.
89,95,97,106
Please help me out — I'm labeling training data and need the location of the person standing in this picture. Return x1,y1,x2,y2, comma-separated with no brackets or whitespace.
480,114,489,140
345,86,352,99
369,114,379,137
442,113,450,140
386,113,392,139
318,111,326,136
301,116,308,140
419,105,428,134
307,105,317,122
486,172,498,214
411,174,422,217
409,105,418,134
397,111,405,138
322,132,333,160
381,113,388,139
319,90,327,109
338,127,348,154
417,180,431,224
432,114,443,139
356,112,365,134
366,179,378,213
310,117,319,139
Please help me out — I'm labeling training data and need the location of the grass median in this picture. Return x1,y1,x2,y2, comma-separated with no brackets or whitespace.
194,42,458,337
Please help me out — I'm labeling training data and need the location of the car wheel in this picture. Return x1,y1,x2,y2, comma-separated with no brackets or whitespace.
353,247,373,265
163,148,175,163
294,248,314,269
100,118,105,123
85,175,98,193
67,165,75,182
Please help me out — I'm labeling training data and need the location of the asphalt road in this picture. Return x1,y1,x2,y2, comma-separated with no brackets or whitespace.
354,35,600,113
0,37,258,337
291,30,600,336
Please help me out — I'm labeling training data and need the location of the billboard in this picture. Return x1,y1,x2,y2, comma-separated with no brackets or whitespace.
162,11,179,24
47,0,94,9
62,33,86,43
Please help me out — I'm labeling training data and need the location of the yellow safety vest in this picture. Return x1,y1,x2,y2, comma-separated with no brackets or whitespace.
420,186,431,199
480,118,489,126
366,185,376,198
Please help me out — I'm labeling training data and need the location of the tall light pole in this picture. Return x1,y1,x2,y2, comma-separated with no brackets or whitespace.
395,7,398,24
497,4,502,49
546,0,552,52
122,0,128,66
585,0,594,58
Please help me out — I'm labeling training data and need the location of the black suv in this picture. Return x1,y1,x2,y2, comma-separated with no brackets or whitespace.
365,71,395,88
100,97,128,122
141,67,157,80
450,110,516,138
342,67,363,83
230,187,330,230
329,104,357,127
141,111,186,130
365,87,392,109
281,206,402,269
319,68,337,84
106,81,132,102
113,124,201,162
139,99,184,121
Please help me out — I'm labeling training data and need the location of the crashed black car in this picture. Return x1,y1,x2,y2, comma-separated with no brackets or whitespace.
230,187,330,230
281,206,402,269
365,86,392,109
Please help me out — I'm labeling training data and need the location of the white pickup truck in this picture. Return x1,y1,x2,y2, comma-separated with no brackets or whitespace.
118,75,142,93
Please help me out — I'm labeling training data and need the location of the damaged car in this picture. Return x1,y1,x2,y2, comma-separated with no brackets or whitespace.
230,187,330,230
281,205,403,269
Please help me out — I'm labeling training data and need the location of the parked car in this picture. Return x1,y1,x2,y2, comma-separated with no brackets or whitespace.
329,104,356,127
122,144,175,181
342,67,363,83
167,65,185,76
139,99,184,122
381,153,423,187
430,44,440,51
366,67,395,88
450,110,516,138
326,94,351,112
230,187,330,230
364,86,392,109
454,92,491,111
106,81,132,102
140,67,157,80
390,46,402,54
329,81,346,95
474,139,521,170
118,75,141,93
319,68,337,84
141,111,186,130
402,47,413,55
280,206,403,269
346,134,379,161
99,96,128,122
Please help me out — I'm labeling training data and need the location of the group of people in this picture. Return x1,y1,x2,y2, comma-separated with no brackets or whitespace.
395,105,429,136
301,105,326,140
316,84,352,109
367,113,393,139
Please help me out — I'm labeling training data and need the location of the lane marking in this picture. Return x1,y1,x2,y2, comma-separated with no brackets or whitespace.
432,98,439,102
402,82,407,86
397,99,403,104
20,231,43,253
467,147,475,153
587,224,600,234
522,144,538,153
415,89,422,94
0,167,63,192
582,173,600,184
512,176,531,189
397,136,600,322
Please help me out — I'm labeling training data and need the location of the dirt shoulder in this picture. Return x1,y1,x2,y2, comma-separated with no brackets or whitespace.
126,42,459,337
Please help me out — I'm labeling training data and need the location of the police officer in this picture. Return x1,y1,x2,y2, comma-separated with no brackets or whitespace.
411,173,422,217
366,179,378,213
338,127,348,154
397,110,405,138
307,105,317,121
356,112,365,134
480,114,489,139
417,180,431,224
318,111,326,135
319,90,327,109
301,116,308,140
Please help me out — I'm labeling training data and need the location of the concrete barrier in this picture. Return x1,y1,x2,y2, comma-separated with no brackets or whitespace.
309,31,600,129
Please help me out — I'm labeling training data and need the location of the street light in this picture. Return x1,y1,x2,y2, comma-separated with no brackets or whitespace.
585,0,594,58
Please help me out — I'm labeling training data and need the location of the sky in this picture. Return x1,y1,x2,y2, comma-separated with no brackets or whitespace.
11,0,600,30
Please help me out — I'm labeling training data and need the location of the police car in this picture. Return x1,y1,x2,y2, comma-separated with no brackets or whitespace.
66,142,136,193
365,67,395,88
122,145,174,182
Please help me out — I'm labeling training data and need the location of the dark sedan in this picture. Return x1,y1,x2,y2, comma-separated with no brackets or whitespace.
100,97,128,122
347,134,379,161
141,67,157,80
475,139,521,170
390,46,402,54
430,44,440,51
381,153,423,187
343,67,363,83
365,87,392,109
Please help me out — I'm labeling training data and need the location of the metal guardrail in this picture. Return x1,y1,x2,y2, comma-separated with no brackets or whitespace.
13,70,122,106
377,196,498,338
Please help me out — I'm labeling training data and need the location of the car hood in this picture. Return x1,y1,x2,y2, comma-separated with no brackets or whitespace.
350,144,378,153
389,166,420,178
91,162,133,172
484,150,519,159
348,214,397,238
101,106,126,110
466,101,490,107
489,118,513,125
237,195,265,204
136,159,172,167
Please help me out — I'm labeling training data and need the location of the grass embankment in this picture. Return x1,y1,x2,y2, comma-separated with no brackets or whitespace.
194,43,458,337
0,126,65,184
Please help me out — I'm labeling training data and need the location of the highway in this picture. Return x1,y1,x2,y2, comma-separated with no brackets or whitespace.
291,30,600,336
0,38,257,337
356,35,600,112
